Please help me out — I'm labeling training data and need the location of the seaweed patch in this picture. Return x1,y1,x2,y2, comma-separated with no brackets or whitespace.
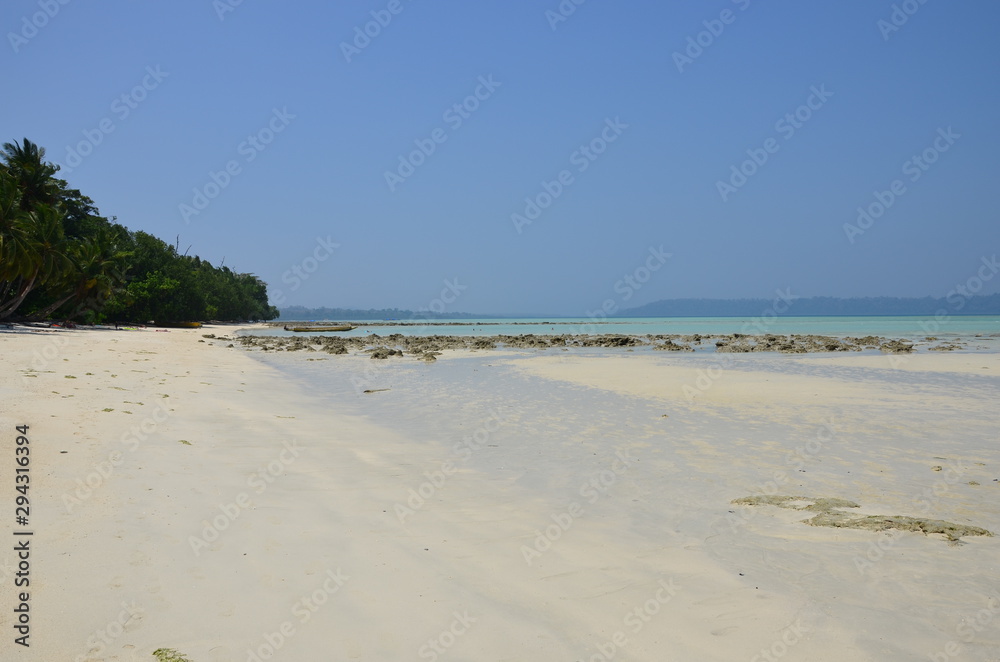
732,495,993,542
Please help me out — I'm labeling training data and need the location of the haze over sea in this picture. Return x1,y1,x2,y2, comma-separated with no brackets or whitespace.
252,315,1000,343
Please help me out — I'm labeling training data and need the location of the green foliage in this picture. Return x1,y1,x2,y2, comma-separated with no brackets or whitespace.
152,648,194,662
0,138,278,322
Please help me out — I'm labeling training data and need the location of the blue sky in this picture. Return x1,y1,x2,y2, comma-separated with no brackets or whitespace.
2,0,998,314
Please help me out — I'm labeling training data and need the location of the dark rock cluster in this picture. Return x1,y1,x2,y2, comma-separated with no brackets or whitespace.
230,332,928,358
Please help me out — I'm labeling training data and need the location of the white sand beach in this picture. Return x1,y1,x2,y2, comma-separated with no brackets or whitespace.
2,327,998,661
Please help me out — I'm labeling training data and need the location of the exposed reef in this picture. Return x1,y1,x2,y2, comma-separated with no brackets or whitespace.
228,333,930,358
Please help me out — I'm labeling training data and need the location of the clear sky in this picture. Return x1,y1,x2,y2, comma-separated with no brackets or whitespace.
3,0,998,315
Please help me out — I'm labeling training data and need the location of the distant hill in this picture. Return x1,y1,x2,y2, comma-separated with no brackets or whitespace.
278,306,488,321
621,294,1000,317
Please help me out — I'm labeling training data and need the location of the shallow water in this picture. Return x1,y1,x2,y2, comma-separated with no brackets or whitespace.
254,315,1000,341
235,342,1000,660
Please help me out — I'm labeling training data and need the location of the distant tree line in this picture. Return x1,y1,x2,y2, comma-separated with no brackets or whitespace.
278,306,485,321
0,138,278,323
622,294,1000,317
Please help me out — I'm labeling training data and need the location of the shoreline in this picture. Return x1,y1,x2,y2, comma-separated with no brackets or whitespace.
2,326,998,660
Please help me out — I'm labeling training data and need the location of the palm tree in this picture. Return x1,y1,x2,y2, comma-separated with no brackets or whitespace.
0,204,74,319
0,140,62,317
0,169,35,304
27,228,130,320
1,139,59,211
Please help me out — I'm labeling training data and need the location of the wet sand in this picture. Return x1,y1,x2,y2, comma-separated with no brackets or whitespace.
2,326,998,660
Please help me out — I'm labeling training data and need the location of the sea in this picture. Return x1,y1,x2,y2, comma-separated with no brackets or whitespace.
245,315,1000,343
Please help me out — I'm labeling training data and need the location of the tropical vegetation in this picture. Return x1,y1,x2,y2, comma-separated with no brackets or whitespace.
0,138,277,323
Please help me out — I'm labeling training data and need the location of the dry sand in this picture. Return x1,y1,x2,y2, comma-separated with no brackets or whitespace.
1,328,998,661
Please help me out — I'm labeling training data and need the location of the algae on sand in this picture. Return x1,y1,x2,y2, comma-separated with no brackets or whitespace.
732,495,860,512
731,494,994,542
153,649,194,662
805,512,993,542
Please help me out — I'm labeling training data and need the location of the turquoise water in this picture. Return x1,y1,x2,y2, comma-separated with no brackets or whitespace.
249,316,1000,340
